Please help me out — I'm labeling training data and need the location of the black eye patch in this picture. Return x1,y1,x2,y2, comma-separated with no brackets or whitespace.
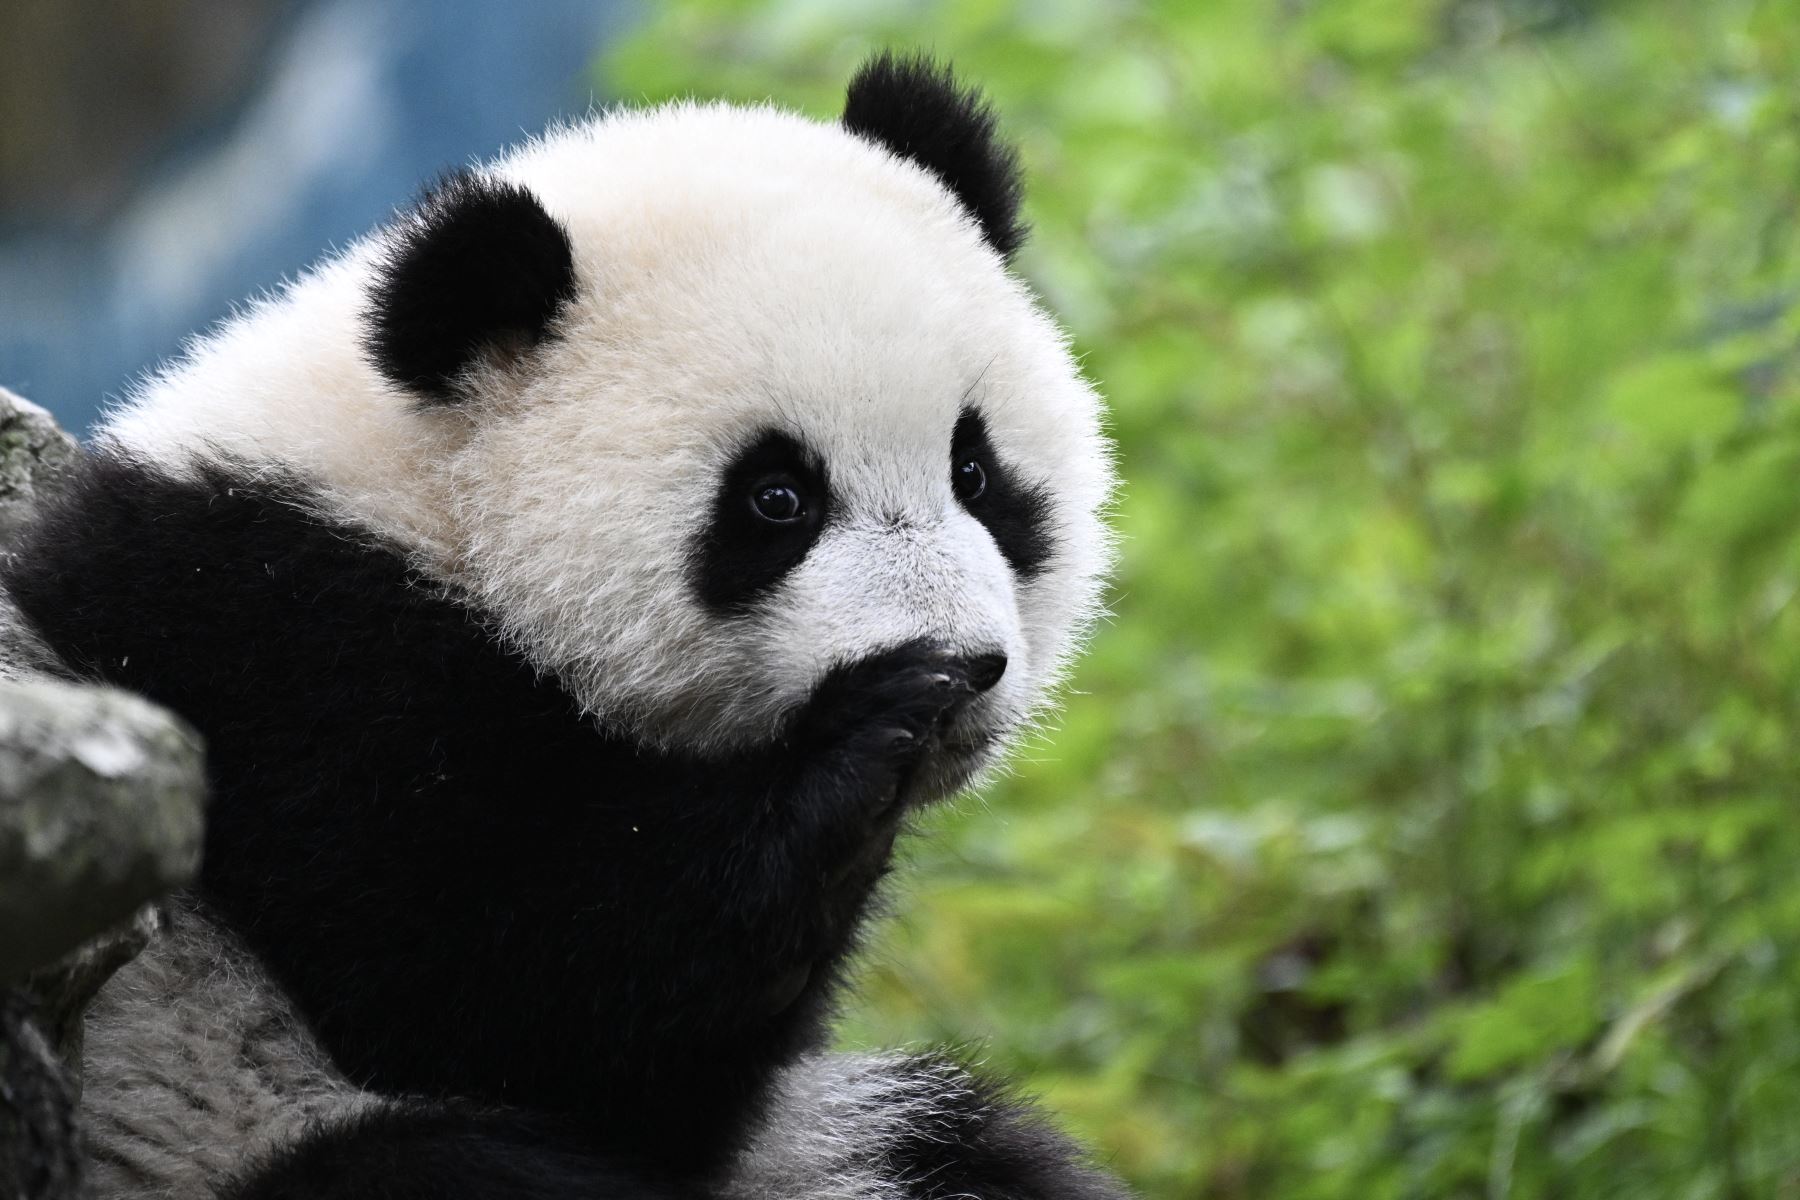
692,430,830,615
951,409,1055,578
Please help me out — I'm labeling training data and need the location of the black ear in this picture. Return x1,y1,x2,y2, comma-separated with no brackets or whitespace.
365,171,578,402
841,52,1026,260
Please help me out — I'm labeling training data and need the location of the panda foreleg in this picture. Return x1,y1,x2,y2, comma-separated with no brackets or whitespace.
219,1104,703,1200
771,639,990,892
632,640,987,1028
730,1052,1130,1200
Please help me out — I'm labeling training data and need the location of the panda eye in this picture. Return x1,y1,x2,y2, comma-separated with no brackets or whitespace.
750,478,806,524
953,456,988,503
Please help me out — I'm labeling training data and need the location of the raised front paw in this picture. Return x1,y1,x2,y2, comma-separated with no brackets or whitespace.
789,640,987,812
743,646,983,1004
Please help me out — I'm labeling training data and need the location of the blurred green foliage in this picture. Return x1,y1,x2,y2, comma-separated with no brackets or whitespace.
608,2,1800,1195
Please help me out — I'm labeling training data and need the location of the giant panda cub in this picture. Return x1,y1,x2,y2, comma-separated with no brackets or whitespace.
5,54,1120,1200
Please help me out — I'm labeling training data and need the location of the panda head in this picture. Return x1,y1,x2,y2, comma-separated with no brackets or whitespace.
117,54,1115,789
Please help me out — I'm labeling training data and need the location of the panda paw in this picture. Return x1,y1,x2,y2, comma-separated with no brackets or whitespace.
776,643,977,919
792,640,979,806
744,645,981,1018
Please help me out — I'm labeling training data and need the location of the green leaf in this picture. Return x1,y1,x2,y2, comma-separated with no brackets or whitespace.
1446,961,1602,1081
1603,354,1739,448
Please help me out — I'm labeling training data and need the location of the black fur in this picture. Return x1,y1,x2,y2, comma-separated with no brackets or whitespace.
842,52,1027,259
2,452,986,1178
365,171,577,402
224,1104,702,1200
953,409,1056,577
882,1057,1125,1200
693,429,831,615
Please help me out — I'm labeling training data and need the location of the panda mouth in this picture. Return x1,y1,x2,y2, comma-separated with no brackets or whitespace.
906,729,1001,806
940,731,997,760
940,711,1004,758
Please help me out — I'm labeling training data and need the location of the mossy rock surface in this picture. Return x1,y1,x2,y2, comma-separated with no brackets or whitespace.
0,388,206,1198
0,387,77,551
0,676,204,984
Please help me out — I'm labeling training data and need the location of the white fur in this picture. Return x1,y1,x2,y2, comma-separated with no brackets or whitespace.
99,98,1114,759
79,903,368,1200
726,1053,986,1200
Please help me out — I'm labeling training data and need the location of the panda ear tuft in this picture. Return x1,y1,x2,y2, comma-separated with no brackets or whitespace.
841,52,1026,260
365,171,578,403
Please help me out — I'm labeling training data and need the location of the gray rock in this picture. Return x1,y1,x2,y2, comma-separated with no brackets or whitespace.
25,908,158,1085
0,389,206,1197
0,386,78,551
0,677,205,986
0,386,81,683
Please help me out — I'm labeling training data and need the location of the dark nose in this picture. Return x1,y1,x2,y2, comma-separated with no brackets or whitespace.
961,652,1008,694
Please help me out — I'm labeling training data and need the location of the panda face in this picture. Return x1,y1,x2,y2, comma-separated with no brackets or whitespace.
443,105,1112,771
98,69,1113,785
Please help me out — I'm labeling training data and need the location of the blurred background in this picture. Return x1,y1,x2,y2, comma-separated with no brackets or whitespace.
8,0,1800,1196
